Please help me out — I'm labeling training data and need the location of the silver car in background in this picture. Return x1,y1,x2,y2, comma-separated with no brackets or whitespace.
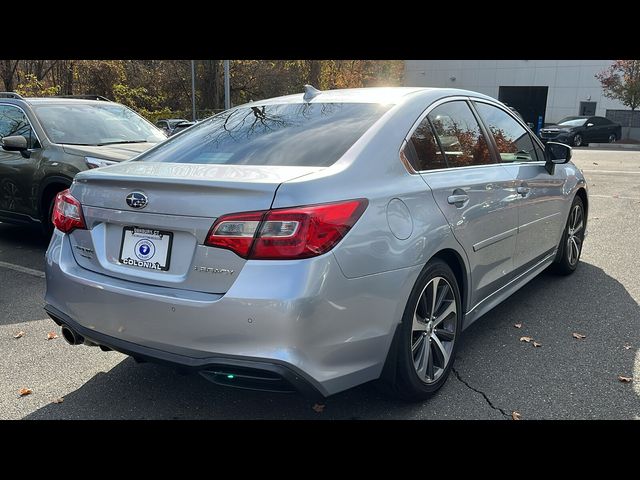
44,87,587,399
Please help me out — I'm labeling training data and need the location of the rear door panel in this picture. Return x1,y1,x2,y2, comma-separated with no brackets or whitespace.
422,167,518,308
418,99,519,309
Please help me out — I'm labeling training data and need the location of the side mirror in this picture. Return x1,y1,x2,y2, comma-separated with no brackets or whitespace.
544,141,572,174
1,135,30,158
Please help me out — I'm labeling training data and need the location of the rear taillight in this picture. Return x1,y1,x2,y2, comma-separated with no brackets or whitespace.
52,189,86,234
205,199,368,260
204,211,264,258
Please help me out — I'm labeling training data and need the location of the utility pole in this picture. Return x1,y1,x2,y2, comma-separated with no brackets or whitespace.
224,60,230,110
191,60,196,121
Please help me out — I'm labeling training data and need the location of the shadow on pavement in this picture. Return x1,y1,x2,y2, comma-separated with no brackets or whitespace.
25,262,639,419
0,223,49,250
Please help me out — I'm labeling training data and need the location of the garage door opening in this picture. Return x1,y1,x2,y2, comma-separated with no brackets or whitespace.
498,86,548,133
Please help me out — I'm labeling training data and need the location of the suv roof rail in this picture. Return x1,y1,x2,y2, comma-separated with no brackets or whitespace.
52,95,112,101
0,92,24,99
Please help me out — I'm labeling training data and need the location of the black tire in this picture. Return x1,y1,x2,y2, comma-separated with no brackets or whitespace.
551,195,585,275
384,259,462,400
572,134,584,147
40,192,57,238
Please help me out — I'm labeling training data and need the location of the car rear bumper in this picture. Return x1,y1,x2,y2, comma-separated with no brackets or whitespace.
45,303,324,398
45,231,419,396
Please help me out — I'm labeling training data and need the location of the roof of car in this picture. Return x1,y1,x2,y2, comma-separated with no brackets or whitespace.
243,86,497,107
15,97,114,105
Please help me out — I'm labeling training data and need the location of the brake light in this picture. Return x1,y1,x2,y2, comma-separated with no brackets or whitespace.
205,199,368,260
52,189,86,233
204,211,264,258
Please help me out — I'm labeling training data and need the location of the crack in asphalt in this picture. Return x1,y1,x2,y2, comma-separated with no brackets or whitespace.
453,368,510,418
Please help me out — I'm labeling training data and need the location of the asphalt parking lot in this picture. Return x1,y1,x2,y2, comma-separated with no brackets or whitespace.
1,148,638,420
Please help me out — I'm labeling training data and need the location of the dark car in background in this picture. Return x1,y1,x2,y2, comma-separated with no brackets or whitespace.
169,121,196,136
155,118,190,136
539,116,622,147
0,92,166,235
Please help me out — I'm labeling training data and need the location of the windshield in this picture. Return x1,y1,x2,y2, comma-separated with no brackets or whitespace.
137,102,392,167
34,103,166,145
557,117,587,127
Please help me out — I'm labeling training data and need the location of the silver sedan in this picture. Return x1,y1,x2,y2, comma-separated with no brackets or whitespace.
44,86,588,399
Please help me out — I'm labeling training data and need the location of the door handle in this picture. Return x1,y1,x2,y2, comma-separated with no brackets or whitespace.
517,186,530,196
447,194,469,205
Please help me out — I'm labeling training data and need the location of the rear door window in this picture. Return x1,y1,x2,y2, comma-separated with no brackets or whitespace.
137,103,392,167
427,101,493,168
405,116,447,171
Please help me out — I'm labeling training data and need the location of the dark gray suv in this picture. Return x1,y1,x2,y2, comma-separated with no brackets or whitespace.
0,92,166,234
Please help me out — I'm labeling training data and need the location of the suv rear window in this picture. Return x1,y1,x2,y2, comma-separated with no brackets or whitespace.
137,103,392,167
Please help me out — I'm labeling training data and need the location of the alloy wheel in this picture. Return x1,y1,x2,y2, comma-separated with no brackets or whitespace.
608,134,616,143
574,134,583,147
411,276,457,384
566,203,584,266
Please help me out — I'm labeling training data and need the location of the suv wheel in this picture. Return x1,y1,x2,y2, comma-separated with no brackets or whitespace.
41,192,58,237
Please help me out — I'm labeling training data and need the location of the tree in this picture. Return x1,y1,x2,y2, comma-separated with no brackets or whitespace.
1,60,20,91
596,60,640,139
0,59,405,120
15,74,60,97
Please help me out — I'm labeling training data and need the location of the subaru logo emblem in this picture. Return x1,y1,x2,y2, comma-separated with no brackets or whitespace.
126,192,148,209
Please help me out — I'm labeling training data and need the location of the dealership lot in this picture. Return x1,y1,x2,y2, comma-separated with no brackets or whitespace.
1,149,638,419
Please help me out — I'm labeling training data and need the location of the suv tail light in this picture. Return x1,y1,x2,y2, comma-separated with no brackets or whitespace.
52,189,86,233
205,199,368,260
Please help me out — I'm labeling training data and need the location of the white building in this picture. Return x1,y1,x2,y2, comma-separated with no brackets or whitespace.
404,60,637,138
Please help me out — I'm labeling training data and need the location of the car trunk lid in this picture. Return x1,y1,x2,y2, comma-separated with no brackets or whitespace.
68,162,320,293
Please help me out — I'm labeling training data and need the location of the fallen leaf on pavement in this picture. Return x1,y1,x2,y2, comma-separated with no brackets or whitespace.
52,397,64,404
18,388,33,397
532,342,542,348
519,336,532,343
312,403,325,413
593,162,598,165
46,332,58,340
514,323,522,329
572,332,587,339
623,344,632,350
13,331,25,339
618,376,633,383
511,411,522,420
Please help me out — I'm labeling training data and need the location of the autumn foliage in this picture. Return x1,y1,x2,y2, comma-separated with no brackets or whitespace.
1,60,404,122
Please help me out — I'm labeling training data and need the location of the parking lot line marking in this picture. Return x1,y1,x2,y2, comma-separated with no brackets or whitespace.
590,194,640,201
0,260,45,279
581,169,640,174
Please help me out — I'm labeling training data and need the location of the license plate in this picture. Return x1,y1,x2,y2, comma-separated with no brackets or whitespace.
119,227,173,271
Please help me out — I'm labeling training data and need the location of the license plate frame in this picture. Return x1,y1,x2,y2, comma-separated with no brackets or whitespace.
118,226,173,271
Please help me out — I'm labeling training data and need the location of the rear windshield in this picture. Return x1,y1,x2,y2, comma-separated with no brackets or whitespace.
137,102,392,167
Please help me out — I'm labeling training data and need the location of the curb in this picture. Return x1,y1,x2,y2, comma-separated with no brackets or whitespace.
588,143,640,151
